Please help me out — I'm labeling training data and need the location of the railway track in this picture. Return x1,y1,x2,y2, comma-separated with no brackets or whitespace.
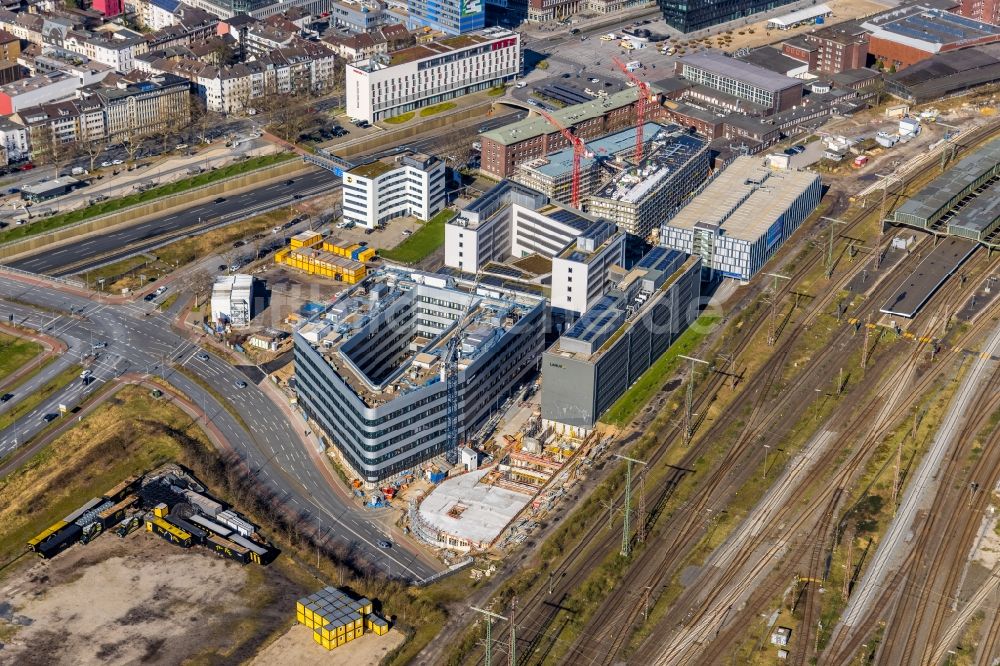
818,322,1000,664
459,120,1000,666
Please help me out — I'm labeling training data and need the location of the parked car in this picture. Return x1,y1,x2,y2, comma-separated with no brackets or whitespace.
197,353,210,361
789,145,806,154
378,540,392,549
234,380,247,389
402,229,413,236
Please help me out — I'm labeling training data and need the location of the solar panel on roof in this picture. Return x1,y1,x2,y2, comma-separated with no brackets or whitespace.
548,208,594,232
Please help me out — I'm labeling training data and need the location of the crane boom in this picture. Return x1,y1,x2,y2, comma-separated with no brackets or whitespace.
538,108,586,208
612,57,652,162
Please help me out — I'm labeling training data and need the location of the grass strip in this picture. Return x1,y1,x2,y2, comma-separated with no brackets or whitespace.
0,364,82,432
0,334,43,384
602,313,719,427
0,153,293,245
379,208,454,264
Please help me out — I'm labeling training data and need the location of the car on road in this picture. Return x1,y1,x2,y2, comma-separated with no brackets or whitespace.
234,380,247,389
285,179,295,185
1,393,13,402
143,293,157,302
20,163,33,170
378,540,392,549
93,341,107,348
214,197,226,204
232,240,246,247
197,353,210,361
80,369,93,381
155,286,168,295
293,193,303,200
42,413,58,422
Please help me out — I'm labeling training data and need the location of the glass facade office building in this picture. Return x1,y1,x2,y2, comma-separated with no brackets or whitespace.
408,0,485,34
657,0,800,33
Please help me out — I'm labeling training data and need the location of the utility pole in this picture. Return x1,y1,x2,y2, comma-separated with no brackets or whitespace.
875,173,901,271
679,355,709,442
509,598,517,666
762,444,771,481
821,217,847,278
600,498,615,531
862,314,871,373
764,273,791,346
637,474,647,544
471,607,508,666
842,532,854,601
614,454,647,558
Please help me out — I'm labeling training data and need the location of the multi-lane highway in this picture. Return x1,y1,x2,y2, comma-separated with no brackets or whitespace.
8,169,339,276
0,275,438,581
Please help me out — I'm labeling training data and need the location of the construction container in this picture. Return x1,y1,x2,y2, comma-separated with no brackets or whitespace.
97,494,137,529
103,475,140,502
290,231,323,249
30,522,83,559
216,510,255,537
153,503,169,518
146,517,192,548
64,498,103,524
187,513,233,538
276,247,366,284
368,615,390,635
181,489,223,517
357,247,376,262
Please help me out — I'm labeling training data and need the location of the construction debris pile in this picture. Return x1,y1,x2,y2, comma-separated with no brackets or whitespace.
27,464,276,566
296,586,390,651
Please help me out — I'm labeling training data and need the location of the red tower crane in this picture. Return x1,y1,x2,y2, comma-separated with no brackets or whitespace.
538,108,588,209
612,57,652,162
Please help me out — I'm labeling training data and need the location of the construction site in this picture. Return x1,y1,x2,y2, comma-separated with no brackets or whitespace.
27,464,277,566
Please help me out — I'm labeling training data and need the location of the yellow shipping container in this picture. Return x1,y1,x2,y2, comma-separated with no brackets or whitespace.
338,635,346,647
346,630,355,642
297,612,305,625
291,231,323,249
358,248,376,263
312,631,323,645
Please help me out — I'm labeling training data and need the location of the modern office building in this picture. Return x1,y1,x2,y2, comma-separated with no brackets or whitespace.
550,220,625,315
661,156,822,281
585,127,709,240
541,249,701,435
293,268,546,483
480,88,655,179
407,0,484,34
342,152,446,229
657,0,799,33
674,52,804,114
346,28,519,122
510,122,678,206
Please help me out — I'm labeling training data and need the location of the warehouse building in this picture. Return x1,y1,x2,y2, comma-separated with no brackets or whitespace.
293,268,546,483
863,5,1000,70
585,127,709,240
346,28,520,123
885,43,1000,102
342,152,445,229
674,52,804,114
892,137,1000,231
480,88,656,179
661,156,822,281
211,274,257,328
542,248,701,435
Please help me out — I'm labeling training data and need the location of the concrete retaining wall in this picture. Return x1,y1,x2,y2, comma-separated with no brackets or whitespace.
0,159,305,262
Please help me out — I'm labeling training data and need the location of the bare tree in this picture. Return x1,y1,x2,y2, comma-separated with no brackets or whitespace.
81,137,107,172
120,128,146,163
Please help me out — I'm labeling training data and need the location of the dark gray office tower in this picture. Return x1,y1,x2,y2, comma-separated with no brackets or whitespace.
658,0,800,33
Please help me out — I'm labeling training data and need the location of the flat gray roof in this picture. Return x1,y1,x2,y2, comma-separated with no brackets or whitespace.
680,51,802,93
948,180,1000,235
664,156,819,242
880,237,977,318
894,137,1000,225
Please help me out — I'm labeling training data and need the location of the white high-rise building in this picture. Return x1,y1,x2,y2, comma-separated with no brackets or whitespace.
342,152,446,229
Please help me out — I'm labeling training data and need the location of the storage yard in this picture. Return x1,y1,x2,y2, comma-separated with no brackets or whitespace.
27,464,277,566
0,519,307,666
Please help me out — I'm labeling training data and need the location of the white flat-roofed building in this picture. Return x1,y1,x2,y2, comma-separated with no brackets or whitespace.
550,220,625,315
346,27,520,123
661,156,822,282
342,151,445,229
211,274,257,327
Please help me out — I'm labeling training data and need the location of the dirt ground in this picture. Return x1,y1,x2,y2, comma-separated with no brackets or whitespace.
710,0,890,52
0,530,311,666
250,623,405,665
